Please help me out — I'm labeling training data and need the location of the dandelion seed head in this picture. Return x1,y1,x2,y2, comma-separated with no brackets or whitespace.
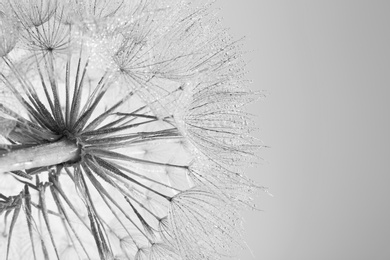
0,0,265,259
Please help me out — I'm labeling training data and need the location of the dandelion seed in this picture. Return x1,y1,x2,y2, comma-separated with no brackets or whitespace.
7,0,58,27
0,10,18,57
0,0,265,259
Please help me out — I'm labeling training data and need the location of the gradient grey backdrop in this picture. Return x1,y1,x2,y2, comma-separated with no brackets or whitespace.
217,1,390,260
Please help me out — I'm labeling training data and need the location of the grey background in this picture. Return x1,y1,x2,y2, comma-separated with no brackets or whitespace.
218,1,390,260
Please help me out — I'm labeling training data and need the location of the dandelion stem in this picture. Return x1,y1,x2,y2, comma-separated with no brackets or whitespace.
0,138,80,173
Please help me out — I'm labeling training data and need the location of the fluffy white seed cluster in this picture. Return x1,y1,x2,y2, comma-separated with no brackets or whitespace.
0,1,265,259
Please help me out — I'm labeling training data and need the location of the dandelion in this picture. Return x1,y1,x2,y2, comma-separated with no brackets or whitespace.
0,0,265,259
